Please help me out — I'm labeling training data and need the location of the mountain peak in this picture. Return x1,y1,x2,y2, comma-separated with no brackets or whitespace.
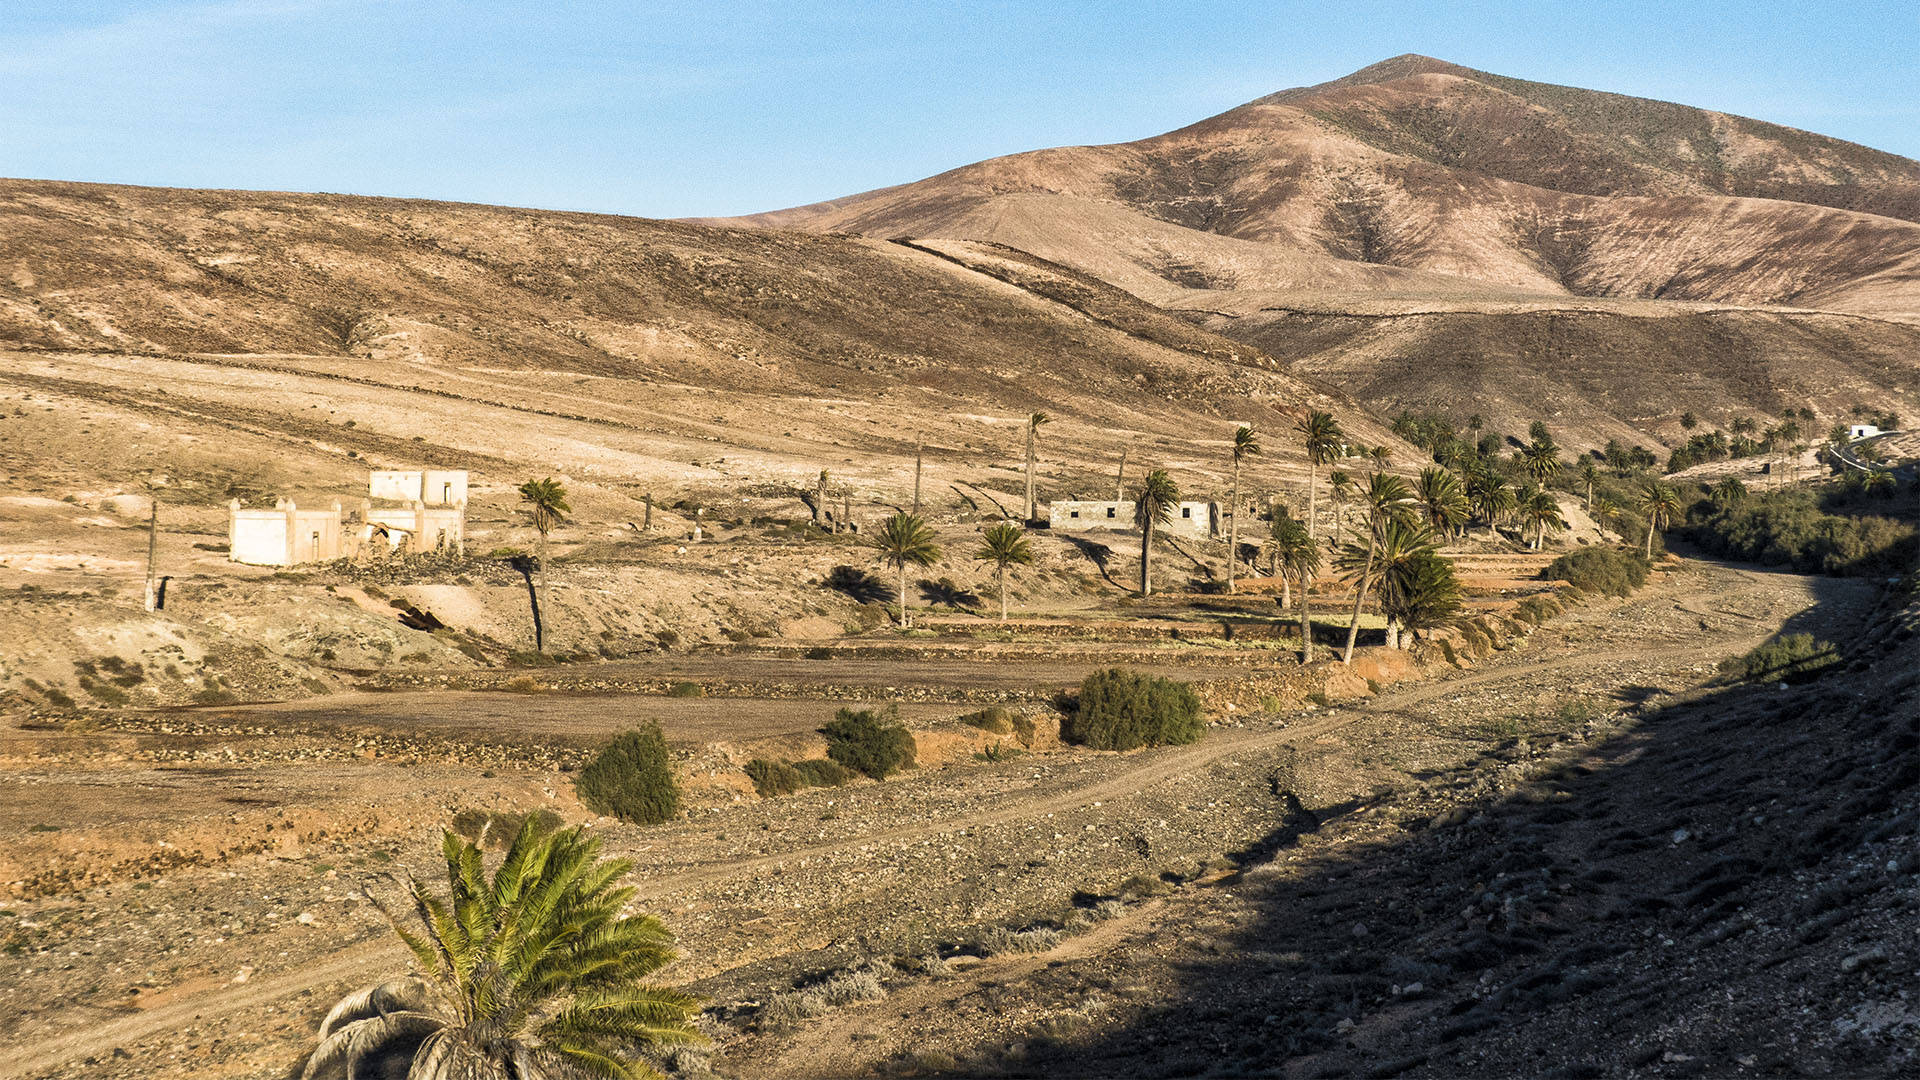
1250,54,1481,106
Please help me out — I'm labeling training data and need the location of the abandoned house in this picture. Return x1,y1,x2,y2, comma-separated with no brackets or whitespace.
229,469,468,566
1047,499,1216,538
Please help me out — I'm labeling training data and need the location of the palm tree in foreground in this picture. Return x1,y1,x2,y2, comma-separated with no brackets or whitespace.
1296,410,1344,541
973,522,1033,622
874,512,942,628
1343,518,1436,653
1636,480,1683,558
1133,470,1180,597
303,818,701,1080
1269,513,1320,663
1023,411,1050,522
1227,425,1261,593
518,477,571,652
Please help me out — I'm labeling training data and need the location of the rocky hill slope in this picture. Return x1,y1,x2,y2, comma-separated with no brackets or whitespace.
727,56,1920,447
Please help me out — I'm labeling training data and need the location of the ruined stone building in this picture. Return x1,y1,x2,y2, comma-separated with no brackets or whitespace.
1046,499,1216,538
228,469,468,566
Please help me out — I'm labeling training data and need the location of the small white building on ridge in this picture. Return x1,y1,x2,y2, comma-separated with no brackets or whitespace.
1047,499,1215,538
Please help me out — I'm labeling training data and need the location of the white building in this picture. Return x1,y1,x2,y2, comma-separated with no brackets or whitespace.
1047,499,1215,538
229,469,468,565
1850,424,1883,441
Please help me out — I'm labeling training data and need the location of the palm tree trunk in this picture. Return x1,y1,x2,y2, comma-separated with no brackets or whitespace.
1228,461,1240,593
534,529,549,652
998,563,1009,622
1299,568,1312,664
898,562,909,628
1280,572,1291,609
1341,541,1376,664
1024,428,1036,522
1306,463,1318,540
1645,518,1656,558
1140,520,1153,596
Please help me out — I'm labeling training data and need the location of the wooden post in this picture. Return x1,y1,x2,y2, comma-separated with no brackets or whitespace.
913,442,923,515
1115,446,1127,503
144,493,160,611
643,494,653,531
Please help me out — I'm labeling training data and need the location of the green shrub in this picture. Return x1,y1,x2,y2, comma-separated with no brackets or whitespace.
1063,669,1204,751
576,724,682,824
665,681,705,698
959,706,1014,734
744,757,855,798
1011,713,1038,746
791,758,855,787
1513,595,1562,625
1543,546,1650,597
1727,633,1840,684
507,650,558,667
746,758,805,797
1690,488,1917,576
822,707,917,778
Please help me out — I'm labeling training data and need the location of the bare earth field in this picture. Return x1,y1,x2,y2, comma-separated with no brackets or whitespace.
5,554,1914,1078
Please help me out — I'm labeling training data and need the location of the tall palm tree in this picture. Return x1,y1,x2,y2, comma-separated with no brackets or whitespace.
1269,513,1320,663
1578,458,1600,511
1518,485,1567,551
1465,469,1517,537
1415,467,1470,538
973,522,1033,622
1340,515,1429,657
1636,480,1683,558
1295,411,1345,541
1328,470,1356,545
1133,470,1180,597
873,512,942,627
1023,412,1050,522
517,478,570,652
303,818,701,1080
1339,473,1415,664
1227,425,1261,593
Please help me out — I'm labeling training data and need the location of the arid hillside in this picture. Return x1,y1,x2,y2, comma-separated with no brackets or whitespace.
0,177,1410,525
726,56,1920,446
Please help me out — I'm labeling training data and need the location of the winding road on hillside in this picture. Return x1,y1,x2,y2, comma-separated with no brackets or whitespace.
0,560,1872,1080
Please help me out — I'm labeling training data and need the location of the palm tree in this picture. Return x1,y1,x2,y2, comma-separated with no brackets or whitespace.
1339,473,1415,664
1370,444,1392,470
1578,458,1600,511
517,478,570,652
873,512,942,627
1590,495,1620,530
1269,513,1320,663
1636,480,1682,558
1517,485,1567,551
1340,515,1429,657
1465,469,1517,537
1295,411,1345,541
1227,426,1261,593
1133,470,1180,596
1023,411,1050,522
1378,550,1464,647
1518,438,1562,487
1862,470,1896,498
973,522,1033,622
1709,476,1748,510
1328,470,1355,545
303,818,701,1080
1415,467,1470,538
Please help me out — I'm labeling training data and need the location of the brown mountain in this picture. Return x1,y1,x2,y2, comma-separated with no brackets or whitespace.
725,56,1920,446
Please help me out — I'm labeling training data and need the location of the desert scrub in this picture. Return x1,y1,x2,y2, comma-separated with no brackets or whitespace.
822,707,917,779
1513,594,1562,625
1063,668,1203,750
979,925,1063,955
1726,633,1840,684
1543,545,1650,597
959,706,1014,734
665,680,705,698
760,968,887,1028
745,757,855,797
575,723,682,824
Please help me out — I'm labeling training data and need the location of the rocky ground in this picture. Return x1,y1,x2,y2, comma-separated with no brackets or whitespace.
3,554,1906,1079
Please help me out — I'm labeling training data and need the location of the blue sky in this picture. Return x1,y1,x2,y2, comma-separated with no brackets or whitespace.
4,1,1916,218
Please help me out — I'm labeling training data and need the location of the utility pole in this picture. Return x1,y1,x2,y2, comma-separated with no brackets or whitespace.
913,442,923,516
643,493,653,531
1115,447,1127,503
